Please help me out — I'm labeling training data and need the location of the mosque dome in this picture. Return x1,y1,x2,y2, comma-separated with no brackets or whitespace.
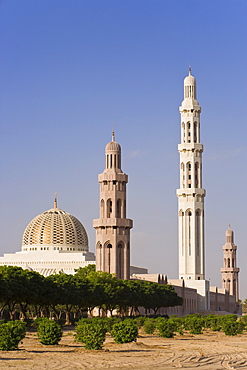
105,131,121,152
22,199,88,252
184,74,196,85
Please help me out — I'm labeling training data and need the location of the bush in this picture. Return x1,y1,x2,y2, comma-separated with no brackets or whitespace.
156,318,175,338
75,321,107,350
169,317,184,335
143,319,156,334
34,317,50,328
240,315,247,325
222,320,245,336
111,319,138,343
0,320,26,351
37,319,62,345
133,316,146,328
184,316,203,334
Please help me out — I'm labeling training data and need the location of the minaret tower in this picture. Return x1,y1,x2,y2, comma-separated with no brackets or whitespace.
93,132,133,279
177,69,206,280
221,226,240,302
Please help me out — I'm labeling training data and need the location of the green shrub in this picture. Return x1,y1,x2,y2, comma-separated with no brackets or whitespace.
37,319,62,345
156,318,175,338
222,320,245,336
143,319,156,334
102,317,120,332
184,316,203,334
111,319,138,343
240,315,247,325
0,320,26,351
218,314,237,326
75,321,107,350
169,317,184,335
133,316,146,328
34,317,50,328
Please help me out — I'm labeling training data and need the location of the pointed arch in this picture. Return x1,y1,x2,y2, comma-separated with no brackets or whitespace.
106,198,112,218
117,241,124,279
186,209,192,255
104,241,112,273
116,199,121,218
100,199,105,218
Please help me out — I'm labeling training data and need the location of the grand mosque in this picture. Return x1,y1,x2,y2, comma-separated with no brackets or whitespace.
0,70,240,315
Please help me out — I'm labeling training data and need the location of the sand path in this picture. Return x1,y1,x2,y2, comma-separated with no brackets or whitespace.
0,329,246,369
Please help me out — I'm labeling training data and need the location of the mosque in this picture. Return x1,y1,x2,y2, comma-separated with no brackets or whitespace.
0,70,240,315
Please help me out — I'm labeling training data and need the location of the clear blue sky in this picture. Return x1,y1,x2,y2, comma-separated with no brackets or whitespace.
0,0,246,299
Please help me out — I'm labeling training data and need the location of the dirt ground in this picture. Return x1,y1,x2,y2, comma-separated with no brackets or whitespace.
0,328,247,370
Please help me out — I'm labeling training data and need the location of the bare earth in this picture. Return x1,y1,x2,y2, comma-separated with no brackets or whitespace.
0,329,247,370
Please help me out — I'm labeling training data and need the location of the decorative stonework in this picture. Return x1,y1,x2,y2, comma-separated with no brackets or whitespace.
22,202,88,252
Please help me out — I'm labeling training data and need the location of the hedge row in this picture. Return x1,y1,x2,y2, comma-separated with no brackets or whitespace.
0,314,246,351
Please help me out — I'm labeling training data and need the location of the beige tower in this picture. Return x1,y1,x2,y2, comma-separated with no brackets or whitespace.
93,132,133,279
221,226,240,302
177,69,206,280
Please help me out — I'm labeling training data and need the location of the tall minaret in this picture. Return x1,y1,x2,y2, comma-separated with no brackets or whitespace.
177,69,206,280
93,132,133,279
221,226,240,302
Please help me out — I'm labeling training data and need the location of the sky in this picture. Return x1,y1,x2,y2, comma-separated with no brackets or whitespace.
0,0,246,299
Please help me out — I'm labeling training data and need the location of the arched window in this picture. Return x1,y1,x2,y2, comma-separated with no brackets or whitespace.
118,243,123,279
107,243,112,273
194,122,197,143
179,210,185,256
107,199,112,218
228,258,230,268
97,242,102,270
195,163,199,188
186,210,192,256
196,210,201,256
182,122,185,143
123,200,126,218
187,162,192,188
100,199,105,218
232,258,234,268
116,199,121,218
187,122,191,143
181,163,185,188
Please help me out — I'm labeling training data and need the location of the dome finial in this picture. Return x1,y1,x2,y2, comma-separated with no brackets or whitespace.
188,65,192,75
54,192,58,208
228,223,231,230
112,127,115,142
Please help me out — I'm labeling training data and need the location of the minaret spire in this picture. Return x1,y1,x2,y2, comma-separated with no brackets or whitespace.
93,135,132,279
221,226,240,302
177,71,205,280
54,192,58,208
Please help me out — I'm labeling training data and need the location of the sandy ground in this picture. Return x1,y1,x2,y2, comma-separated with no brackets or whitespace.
0,328,247,370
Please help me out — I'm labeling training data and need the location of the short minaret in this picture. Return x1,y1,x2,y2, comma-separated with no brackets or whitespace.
177,69,206,280
93,132,133,279
221,226,240,302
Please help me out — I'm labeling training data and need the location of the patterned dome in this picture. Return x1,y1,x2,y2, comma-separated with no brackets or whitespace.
105,131,121,152
22,205,88,252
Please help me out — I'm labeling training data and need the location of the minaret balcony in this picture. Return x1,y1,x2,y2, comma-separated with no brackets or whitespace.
178,143,203,152
93,218,133,229
220,267,240,273
99,173,128,182
176,188,206,197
